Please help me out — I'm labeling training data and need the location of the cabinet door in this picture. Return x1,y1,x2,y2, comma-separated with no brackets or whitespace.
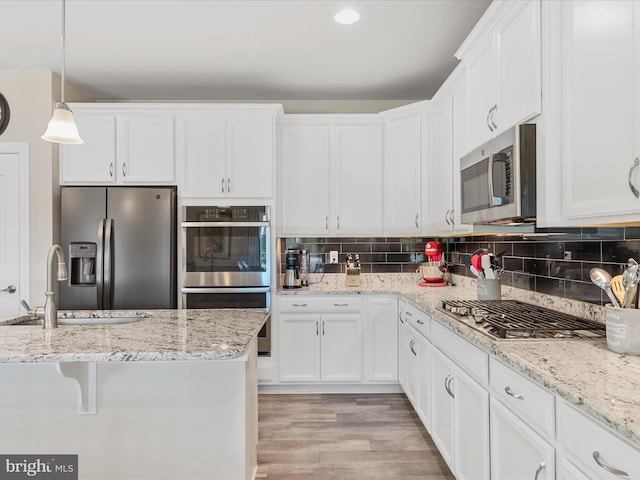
227,114,274,198
60,115,116,184
557,457,590,480
333,125,384,234
119,115,175,183
432,94,455,235
398,308,407,391
416,333,430,430
404,324,419,406
452,76,472,234
495,0,542,130
176,115,226,197
563,0,639,220
430,347,454,469
453,365,490,480
278,313,321,382
365,297,398,383
280,125,331,235
384,115,422,234
490,397,555,480
321,314,362,382
466,34,496,150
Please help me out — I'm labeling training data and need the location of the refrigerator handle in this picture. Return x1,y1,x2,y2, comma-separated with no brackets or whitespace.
103,218,114,310
96,219,105,310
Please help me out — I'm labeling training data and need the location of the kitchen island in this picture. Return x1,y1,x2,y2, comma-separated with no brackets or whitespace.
0,309,268,480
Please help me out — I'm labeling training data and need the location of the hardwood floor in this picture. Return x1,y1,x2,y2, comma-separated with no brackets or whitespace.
257,393,455,480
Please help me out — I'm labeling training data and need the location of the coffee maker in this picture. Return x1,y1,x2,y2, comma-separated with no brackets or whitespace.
283,249,301,289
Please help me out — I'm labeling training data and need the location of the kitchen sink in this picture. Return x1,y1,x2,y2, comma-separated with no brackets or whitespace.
5,316,146,326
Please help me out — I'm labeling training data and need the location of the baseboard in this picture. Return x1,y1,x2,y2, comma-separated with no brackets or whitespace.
258,382,403,394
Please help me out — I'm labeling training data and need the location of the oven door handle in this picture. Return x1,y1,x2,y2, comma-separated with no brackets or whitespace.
181,221,270,228
181,287,271,294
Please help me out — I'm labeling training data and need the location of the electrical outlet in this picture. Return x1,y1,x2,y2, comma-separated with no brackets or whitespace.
564,251,572,260
330,251,339,264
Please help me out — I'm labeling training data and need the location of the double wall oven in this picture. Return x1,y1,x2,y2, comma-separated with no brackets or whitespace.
181,205,271,355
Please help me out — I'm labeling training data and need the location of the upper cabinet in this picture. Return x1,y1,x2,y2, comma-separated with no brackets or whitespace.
279,116,384,236
560,0,640,222
176,108,280,199
61,107,175,185
458,0,542,154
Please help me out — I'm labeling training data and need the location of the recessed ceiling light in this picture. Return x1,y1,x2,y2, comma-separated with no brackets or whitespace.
334,8,360,25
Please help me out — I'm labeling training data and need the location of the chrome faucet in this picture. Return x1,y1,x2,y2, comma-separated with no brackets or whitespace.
27,245,68,328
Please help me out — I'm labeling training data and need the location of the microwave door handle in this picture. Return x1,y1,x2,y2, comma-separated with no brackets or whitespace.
488,156,495,206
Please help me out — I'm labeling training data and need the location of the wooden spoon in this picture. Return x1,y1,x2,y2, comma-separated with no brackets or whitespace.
611,275,626,305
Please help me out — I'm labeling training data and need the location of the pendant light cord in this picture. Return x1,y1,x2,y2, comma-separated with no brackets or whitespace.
60,0,66,104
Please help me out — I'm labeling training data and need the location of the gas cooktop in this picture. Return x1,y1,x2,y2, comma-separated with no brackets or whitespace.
438,300,606,340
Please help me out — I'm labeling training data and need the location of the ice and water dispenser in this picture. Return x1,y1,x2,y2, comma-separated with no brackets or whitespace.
69,242,96,286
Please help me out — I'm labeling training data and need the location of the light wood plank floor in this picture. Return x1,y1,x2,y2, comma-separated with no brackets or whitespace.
257,393,455,480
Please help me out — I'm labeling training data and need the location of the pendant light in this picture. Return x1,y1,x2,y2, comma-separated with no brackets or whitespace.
42,0,83,144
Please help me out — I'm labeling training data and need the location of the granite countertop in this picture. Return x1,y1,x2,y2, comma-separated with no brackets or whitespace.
0,309,268,363
278,273,640,449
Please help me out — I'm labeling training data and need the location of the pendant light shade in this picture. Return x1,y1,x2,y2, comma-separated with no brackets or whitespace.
42,0,83,145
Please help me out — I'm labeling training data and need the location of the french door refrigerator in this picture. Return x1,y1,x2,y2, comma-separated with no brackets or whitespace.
59,186,177,310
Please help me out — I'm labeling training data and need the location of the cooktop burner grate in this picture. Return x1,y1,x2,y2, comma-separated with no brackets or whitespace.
440,300,606,339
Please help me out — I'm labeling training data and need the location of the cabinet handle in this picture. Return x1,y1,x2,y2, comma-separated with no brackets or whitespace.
444,373,455,398
628,157,639,198
227,178,231,193
445,209,451,226
415,213,419,229
406,311,413,317
109,162,114,178
322,319,325,335
592,452,630,479
486,108,494,132
333,303,349,307
490,104,498,130
505,386,524,400
316,320,319,336
337,216,340,229
325,216,328,230
399,311,405,323
0,285,16,294
449,209,455,227
122,162,127,177
292,303,308,307
409,338,417,356
533,460,546,480
221,178,225,193
416,318,424,325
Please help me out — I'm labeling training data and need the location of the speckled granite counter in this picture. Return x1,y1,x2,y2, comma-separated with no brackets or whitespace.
0,309,268,363
278,273,640,449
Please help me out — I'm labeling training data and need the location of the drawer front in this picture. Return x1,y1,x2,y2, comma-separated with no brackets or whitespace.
558,399,640,479
431,320,488,385
490,357,555,439
405,302,430,338
278,295,362,313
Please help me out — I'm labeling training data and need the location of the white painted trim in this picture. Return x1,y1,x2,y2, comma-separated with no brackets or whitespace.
258,382,402,395
0,142,29,306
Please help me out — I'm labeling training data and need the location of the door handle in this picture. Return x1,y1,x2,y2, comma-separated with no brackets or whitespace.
449,209,455,227
486,108,494,132
409,338,417,356
628,157,639,198
221,178,225,193
490,104,498,130
1,285,16,294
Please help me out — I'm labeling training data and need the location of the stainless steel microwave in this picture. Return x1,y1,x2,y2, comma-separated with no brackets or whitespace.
460,124,536,225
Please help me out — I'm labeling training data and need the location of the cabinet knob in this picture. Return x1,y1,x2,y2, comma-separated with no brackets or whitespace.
628,157,639,198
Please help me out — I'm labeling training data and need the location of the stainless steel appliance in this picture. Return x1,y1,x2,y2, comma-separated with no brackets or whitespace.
181,205,271,355
59,186,177,310
283,249,301,289
439,300,606,340
460,124,536,225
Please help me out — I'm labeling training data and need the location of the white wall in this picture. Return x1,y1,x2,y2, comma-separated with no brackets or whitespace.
0,70,91,305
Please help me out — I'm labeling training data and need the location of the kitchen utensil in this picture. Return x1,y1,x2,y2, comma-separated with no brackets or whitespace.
470,265,483,279
481,254,495,279
589,268,620,308
622,264,639,308
611,275,626,305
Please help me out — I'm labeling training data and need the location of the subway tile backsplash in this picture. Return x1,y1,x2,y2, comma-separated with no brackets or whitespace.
280,226,640,305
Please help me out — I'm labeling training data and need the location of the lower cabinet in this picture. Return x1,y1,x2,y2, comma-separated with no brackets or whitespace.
364,296,398,383
490,397,555,480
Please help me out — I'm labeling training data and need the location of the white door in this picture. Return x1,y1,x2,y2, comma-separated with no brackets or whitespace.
432,94,454,234
430,346,455,470
321,314,362,382
0,143,28,320
278,313,321,382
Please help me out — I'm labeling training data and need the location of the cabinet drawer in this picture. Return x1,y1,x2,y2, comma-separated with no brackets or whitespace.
558,399,640,479
404,302,429,338
431,320,488,385
278,296,362,313
490,357,555,439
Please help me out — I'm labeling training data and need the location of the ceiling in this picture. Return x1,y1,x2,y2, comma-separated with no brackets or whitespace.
0,0,491,103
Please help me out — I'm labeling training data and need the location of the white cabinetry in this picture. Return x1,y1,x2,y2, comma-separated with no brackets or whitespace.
176,108,278,199
278,297,363,383
383,108,425,235
61,107,175,185
364,296,398,383
279,117,384,236
557,399,640,480
429,321,490,480
459,0,542,151
561,0,640,222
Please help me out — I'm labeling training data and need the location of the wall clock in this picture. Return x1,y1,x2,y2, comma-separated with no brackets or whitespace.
0,93,10,136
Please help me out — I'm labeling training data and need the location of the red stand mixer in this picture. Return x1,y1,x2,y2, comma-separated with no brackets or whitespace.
419,241,447,287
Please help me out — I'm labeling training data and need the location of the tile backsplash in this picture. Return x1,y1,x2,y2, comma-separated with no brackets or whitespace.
280,226,640,305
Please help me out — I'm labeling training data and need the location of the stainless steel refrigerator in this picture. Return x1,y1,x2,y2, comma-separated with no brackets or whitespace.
59,186,177,310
